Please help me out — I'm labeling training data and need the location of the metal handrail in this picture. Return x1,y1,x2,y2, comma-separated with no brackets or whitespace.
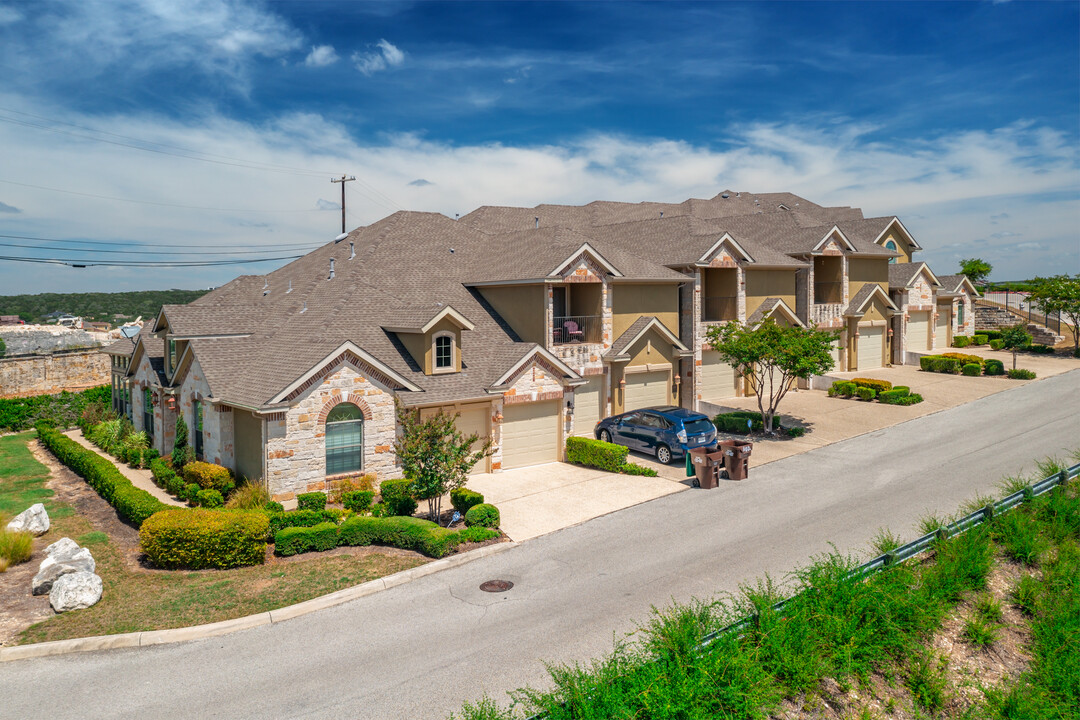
523,462,1078,719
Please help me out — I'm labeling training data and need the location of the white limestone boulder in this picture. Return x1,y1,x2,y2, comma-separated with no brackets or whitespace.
45,537,80,558
6,503,49,536
49,572,103,612
32,546,96,596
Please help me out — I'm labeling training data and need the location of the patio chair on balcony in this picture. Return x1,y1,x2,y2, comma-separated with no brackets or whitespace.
563,319,584,342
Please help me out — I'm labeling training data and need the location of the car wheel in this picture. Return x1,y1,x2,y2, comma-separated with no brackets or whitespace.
599,429,612,443
656,444,672,465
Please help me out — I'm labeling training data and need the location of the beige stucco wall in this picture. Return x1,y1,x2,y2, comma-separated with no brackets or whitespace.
233,410,264,483
265,361,398,500
880,229,913,263
744,269,797,320
848,258,890,299
609,325,680,414
478,285,547,344
0,350,110,399
611,283,680,338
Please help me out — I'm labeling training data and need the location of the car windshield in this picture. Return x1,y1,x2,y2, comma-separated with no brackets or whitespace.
684,418,715,435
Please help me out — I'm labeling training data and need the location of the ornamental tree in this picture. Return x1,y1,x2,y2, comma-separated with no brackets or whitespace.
959,258,993,285
1028,274,1080,353
706,319,838,435
393,400,494,522
999,324,1032,370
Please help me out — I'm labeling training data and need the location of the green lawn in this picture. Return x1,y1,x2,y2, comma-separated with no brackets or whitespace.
0,432,70,520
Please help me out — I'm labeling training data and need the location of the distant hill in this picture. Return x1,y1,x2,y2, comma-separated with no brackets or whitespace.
0,289,210,325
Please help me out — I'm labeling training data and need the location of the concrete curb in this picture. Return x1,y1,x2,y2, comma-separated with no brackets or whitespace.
0,541,516,663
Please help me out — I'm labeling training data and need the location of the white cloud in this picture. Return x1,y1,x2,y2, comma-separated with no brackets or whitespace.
0,101,1075,293
352,39,405,76
0,5,23,24
304,44,339,68
0,200,21,213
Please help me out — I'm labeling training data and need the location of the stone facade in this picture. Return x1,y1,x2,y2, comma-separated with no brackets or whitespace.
265,361,397,500
0,350,109,399
494,358,571,468
892,272,935,364
176,358,232,467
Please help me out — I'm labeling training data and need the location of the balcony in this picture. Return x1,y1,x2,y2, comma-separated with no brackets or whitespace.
702,296,737,322
814,281,843,305
553,315,602,344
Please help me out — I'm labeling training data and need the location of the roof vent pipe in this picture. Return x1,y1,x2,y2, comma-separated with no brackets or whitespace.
301,301,307,314
329,257,335,280
286,279,292,294
349,241,355,260
262,279,269,296
535,217,539,229
659,211,664,218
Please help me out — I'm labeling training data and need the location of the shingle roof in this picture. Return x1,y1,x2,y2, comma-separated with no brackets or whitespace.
889,262,925,288
746,298,783,325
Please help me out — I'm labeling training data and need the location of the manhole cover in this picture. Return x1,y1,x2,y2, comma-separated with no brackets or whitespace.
479,579,514,593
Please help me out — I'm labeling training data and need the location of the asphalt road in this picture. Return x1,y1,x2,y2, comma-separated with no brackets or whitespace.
3,370,1078,720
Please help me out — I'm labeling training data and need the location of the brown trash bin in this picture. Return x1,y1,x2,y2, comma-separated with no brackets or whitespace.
688,447,721,489
718,440,753,481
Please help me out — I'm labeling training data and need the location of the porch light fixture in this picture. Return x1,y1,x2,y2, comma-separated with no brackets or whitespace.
494,412,503,423
565,400,574,411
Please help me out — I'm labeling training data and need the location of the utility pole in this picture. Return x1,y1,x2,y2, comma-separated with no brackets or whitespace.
330,175,356,234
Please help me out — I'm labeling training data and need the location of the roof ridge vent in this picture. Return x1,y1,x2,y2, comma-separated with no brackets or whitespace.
329,257,335,280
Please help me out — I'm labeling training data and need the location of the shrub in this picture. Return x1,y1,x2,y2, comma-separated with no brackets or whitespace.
852,377,892,392
984,359,1005,376
339,515,463,558
989,339,1004,350
182,461,233,492
0,528,33,567
982,329,1003,341
464,503,500,529
165,475,186,497
140,508,268,569
713,410,767,433
173,444,196,469
1027,343,1054,354
450,487,485,514
0,385,111,433
919,355,940,371
785,427,806,438
182,483,200,503
621,462,659,476
196,488,224,509
855,387,876,401
225,481,270,510
342,490,375,514
566,436,630,471
878,388,911,404
328,472,377,502
379,478,418,516
297,491,327,512
264,500,284,513
1075,347,1080,359
973,334,989,345
274,522,339,556
1007,368,1037,379
893,385,910,394
150,458,175,488
896,393,924,406
929,357,961,374
265,509,342,537
939,352,983,366
458,526,500,544
952,336,971,348
962,363,981,376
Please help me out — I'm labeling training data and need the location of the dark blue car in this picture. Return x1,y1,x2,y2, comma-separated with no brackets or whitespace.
595,406,717,464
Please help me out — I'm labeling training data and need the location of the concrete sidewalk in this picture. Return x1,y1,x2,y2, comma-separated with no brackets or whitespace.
61,429,184,507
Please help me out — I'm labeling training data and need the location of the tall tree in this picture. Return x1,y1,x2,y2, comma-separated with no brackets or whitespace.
959,258,993,285
1028,274,1080,353
706,319,838,434
393,401,494,521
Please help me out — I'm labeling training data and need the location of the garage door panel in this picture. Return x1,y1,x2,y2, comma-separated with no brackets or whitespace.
908,311,930,352
502,401,559,469
624,370,670,411
934,309,950,349
572,376,603,436
700,351,737,402
857,326,884,370
421,404,492,474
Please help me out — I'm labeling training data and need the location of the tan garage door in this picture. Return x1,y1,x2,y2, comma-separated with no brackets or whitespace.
934,307,950,348
572,376,604,436
907,311,930,352
700,351,737,402
624,369,671,411
829,340,842,372
420,404,492,474
857,326,885,370
501,401,560,469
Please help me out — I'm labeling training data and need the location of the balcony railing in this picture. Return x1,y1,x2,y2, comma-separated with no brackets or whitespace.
814,282,843,304
702,296,737,322
552,315,602,344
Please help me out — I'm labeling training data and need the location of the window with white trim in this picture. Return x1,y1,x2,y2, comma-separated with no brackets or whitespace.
325,403,364,475
433,332,455,373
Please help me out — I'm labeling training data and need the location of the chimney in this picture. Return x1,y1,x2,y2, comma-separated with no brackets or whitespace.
349,241,355,260
329,258,335,280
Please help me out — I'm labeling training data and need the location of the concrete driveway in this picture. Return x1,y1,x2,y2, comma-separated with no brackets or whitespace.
468,461,684,541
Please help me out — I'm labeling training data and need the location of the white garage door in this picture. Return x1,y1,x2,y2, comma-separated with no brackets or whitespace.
699,351,737,402
501,401,559,469
907,311,930,352
572,376,604,436
935,308,950,348
857,326,885,370
624,369,671,412
829,340,842,372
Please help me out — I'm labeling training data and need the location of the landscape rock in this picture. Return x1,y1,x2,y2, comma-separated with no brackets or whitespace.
32,547,95,596
49,572,103,612
45,537,80,558
6,503,49,536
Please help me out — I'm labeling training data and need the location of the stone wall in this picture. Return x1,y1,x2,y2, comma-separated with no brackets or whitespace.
0,350,110,399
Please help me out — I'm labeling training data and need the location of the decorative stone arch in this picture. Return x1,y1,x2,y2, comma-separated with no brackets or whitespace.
317,393,373,425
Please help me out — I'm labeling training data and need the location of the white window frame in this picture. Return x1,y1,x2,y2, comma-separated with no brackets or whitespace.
432,331,456,374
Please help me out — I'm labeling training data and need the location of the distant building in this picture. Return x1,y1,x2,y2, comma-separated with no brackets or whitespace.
84,321,111,332
0,315,24,325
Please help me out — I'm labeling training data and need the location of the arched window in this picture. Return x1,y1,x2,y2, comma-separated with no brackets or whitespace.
433,333,454,371
326,402,364,474
885,240,898,264
957,300,965,326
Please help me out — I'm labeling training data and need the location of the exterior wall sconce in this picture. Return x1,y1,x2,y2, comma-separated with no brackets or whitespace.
565,400,574,412
494,412,503,423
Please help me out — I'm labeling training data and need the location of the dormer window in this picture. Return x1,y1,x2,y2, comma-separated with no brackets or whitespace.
885,240,898,264
433,333,454,372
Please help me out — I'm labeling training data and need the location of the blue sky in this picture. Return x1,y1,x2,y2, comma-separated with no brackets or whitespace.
0,0,1077,295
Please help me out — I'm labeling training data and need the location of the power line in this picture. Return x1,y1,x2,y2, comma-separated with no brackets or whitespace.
0,240,322,256
0,254,304,268
0,232,327,250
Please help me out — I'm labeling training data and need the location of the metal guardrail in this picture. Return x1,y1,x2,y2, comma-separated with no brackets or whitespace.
524,462,1079,719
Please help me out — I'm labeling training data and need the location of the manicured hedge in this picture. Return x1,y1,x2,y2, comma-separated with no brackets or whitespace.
1008,368,1037,379
855,387,876,401
920,356,961,374
0,385,110,432
1027,344,1054,354
297,491,327,512
989,339,1004,350
981,330,1003,341
567,436,629,471
938,352,984,366
465,503,500,528
196,488,224,508
952,336,971,348
274,522,339,556
140,508,268,569
182,461,234,493
878,388,910,404
36,423,169,526
713,411,768,434
342,490,374,513
894,393,924,406
338,516,463,558
450,487,484,514
984,359,1005,376
962,363,981,376
827,381,857,398
972,334,989,345
851,377,892,392
266,508,344,537
379,478,418,517
622,462,659,476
